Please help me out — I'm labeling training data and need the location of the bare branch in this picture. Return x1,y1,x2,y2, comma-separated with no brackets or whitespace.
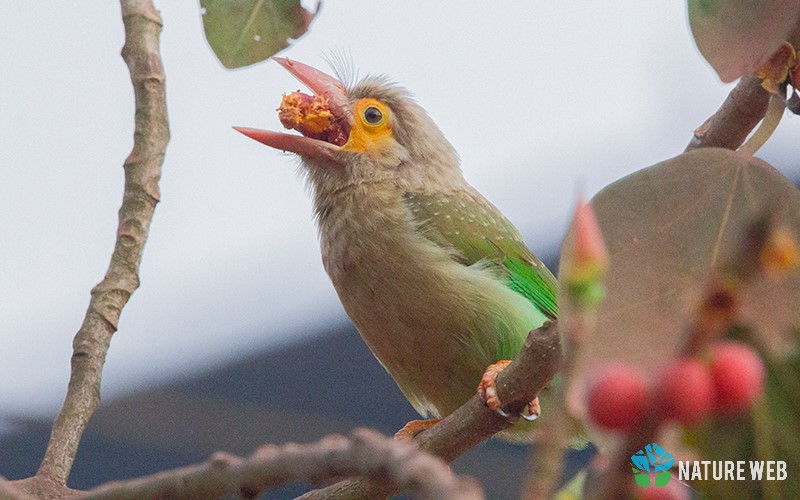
299,322,562,499
686,25,800,152
685,76,770,151
0,476,36,500
76,429,483,500
29,0,168,489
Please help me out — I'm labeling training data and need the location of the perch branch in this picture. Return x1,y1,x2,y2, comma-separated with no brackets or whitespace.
0,476,35,500
299,321,562,499
77,429,483,500
25,0,168,490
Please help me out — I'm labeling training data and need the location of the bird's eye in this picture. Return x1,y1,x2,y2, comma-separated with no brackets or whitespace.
363,106,383,125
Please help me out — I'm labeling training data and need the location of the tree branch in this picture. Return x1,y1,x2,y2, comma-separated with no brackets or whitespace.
1,476,35,500
77,429,483,500
686,24,800,152
16,0,168,493
299,321,562,499
685,76,770,151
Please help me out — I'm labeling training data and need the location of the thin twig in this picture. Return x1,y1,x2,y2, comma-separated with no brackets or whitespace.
23,0,168,491
737,93,786,157
77,429,484,500
299,322,562,499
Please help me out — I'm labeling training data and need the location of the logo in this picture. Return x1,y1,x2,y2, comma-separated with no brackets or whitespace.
631,441,789,489
631,442,675,488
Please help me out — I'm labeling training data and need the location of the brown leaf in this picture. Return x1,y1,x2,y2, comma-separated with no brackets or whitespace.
560,148,800,397
688,0,800,82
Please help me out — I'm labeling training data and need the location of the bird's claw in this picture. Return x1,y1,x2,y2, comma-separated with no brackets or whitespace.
478,360,511,411
521,398,541,421
491,397,540,421
494,407,512,419
477,360,541,422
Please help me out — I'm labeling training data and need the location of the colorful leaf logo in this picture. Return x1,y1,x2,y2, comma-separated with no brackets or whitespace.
631,442,675,487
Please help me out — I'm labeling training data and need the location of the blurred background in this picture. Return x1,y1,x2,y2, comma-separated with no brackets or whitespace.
1,1,798,497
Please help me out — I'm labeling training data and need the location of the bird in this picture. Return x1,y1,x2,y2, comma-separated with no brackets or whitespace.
235,58,558,441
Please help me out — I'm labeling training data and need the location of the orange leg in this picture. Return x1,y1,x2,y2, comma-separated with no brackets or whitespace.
395,418,442,439
478,360,540,420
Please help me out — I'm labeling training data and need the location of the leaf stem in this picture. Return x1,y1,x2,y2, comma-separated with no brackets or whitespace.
737,93,786,158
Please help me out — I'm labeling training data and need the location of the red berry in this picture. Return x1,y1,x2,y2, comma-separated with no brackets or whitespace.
709,341,766,415
587,363,649,431
656,358,714,425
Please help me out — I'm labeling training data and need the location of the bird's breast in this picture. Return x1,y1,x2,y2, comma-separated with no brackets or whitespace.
314,186,538,416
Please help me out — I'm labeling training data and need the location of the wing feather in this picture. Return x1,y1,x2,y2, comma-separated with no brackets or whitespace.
404,190,558,319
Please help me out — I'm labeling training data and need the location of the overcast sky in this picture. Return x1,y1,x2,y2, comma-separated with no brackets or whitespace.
2,1,798,420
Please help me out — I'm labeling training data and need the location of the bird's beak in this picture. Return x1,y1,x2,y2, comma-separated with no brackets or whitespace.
234,58,351,167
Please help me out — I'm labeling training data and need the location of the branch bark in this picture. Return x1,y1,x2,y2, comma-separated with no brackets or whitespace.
16,0,168,495
686,25,800,152
685,76,770,152
1,476,35,500
299,321,562,499
77,429,483,500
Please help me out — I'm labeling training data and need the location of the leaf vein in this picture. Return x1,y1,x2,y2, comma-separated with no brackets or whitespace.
710,161,742,268
236,0,267,51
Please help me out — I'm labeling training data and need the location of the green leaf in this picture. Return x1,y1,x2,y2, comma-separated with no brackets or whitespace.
688,0,800,82
200,0,318,69
560,148,800,403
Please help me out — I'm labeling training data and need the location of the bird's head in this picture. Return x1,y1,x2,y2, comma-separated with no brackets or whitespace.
235,58,461,194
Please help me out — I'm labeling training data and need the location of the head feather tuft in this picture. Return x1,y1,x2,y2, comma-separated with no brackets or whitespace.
321,48,358,91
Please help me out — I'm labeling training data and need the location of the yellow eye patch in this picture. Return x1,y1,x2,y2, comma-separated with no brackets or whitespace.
343,98,395,154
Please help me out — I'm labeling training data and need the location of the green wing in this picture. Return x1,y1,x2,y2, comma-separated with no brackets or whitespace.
404,190,558,319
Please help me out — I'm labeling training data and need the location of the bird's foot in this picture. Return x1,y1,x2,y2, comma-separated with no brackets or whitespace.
525,397,541,421
395,418,442,439
478,360,541,422
478,360,511,411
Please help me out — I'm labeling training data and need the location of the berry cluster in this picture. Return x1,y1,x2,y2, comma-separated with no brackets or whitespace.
587,341,766,431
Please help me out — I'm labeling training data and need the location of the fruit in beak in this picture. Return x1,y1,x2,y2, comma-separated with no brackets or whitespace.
234,58,351,166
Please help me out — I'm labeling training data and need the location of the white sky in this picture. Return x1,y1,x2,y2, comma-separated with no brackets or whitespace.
1,1,798,418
